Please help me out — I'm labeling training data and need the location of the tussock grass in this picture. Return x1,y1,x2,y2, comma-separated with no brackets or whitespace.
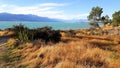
12,41,116,68
0,30,14,36
1,25,120,68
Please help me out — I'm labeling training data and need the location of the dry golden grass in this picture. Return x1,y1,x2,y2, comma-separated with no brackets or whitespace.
6,38,18,49
0,30,14,36
7,38,17,45
0,30,8,36
113,45,120,53
55,60,77,68
10,40,119,68
2,26,120,68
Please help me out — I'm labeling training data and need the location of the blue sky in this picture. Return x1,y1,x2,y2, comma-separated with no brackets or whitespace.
0,0,120,20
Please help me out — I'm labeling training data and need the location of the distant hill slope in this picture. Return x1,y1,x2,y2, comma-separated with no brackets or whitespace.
0,13,59,22
63,19,88,23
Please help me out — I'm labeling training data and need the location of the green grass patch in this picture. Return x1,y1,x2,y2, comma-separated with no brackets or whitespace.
2,49,21,63
111,53,120,60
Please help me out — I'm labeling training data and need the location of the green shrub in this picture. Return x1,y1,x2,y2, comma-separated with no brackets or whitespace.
11,24,61,44
11,24,31,42
112,11,120,26
32,26,61,43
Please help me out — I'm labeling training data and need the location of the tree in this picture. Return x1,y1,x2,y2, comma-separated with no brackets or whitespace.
87,6,103,28
112,11,120,26
101,15,111,25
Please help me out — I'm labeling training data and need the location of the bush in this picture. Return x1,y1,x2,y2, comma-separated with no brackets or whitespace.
11,24,61,44
112,11,120,26
33,26,61,43
11,24,32,42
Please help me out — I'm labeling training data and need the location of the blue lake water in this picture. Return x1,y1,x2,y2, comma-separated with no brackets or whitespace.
0,21,90,30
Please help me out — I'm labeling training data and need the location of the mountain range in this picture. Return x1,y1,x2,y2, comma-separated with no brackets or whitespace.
0,13,59,22
0,13,88,22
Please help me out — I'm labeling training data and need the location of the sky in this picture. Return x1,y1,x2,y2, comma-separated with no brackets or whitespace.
0,0,120,20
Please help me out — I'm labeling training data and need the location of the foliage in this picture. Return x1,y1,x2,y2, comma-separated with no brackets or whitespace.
11,24,32,42
89,21,100,28
88,6,103,28
11,24,61,43
101,15,111,25
112,11,120,26
33,26,61,43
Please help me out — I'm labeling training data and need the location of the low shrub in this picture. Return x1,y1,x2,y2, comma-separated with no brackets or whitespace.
33,26,61,43
11,24,61,44
11,24,31,42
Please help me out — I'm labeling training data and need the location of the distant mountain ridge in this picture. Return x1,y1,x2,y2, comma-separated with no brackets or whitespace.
0,13,59,22
63,19,88,23
77,19,88,22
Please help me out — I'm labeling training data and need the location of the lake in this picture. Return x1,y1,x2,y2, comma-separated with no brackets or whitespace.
0,21,90,30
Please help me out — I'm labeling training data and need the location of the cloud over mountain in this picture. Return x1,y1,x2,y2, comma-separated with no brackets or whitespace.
0,3,88,20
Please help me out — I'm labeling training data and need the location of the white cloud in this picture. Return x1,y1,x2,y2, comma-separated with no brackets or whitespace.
0,3,88,20
37,3,67,7
0,4,7,12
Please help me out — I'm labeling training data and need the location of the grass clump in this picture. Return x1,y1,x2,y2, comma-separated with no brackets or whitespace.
2,50,21,63
6,38,18,49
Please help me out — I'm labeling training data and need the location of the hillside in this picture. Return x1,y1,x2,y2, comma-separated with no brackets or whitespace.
0,25,120,68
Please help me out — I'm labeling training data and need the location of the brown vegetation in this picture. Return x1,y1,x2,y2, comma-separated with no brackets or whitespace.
0,25,120,68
